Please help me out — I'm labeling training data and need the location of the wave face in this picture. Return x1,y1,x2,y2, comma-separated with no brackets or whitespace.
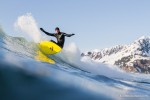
0,28,150,100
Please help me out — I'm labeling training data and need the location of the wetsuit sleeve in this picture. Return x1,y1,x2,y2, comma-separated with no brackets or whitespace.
40,28,55,36
63,33,75,37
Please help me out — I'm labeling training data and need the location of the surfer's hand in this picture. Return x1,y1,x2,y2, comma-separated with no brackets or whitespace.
72,33,75,36
40,28,44,31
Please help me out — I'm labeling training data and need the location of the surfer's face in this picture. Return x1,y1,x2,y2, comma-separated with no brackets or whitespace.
55,29,60,33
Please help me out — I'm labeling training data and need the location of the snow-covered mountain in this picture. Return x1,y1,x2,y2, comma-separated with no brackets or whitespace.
82,36,150,74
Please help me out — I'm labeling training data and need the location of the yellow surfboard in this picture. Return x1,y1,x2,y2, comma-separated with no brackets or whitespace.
34,50,55,64
38,41,62,55
35,41,62,64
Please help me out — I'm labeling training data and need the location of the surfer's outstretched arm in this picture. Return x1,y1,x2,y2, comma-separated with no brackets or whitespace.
40,28,55,36
63,33,75,37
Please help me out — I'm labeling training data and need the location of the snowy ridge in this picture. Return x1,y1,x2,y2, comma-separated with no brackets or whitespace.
82,36,150,73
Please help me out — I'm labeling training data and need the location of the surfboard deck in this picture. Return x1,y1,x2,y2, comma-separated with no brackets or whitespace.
34,41,62,64
38,41,62,55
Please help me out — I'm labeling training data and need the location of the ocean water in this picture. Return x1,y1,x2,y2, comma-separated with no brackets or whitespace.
0,28,150,100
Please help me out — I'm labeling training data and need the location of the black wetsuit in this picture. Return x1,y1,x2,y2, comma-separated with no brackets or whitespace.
40,28,74,48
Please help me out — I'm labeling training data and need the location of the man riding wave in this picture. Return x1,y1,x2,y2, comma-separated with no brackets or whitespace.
40,27,75,48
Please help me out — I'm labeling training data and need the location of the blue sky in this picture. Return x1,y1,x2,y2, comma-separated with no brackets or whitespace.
0,0,150,51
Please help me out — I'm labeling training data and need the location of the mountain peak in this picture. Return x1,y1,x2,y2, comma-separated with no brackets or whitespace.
138,36,150,40
132,36,150,55
134,36,150,44
82,36,150,74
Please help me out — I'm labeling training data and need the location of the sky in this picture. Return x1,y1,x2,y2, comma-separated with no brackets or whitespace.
0,0,150,51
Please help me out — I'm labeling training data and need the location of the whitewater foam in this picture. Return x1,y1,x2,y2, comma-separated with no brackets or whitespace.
14,13,42,42
60,43,148,81
55,43,141,80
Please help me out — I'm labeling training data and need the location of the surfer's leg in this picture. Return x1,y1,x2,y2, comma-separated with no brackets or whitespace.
50,40,62,48
50,40,57,44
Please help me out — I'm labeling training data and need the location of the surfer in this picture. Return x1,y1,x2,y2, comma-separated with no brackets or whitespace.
40,27,75,48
